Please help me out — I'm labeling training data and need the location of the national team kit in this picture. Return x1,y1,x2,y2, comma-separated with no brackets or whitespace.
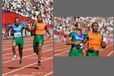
69,31,85,56
10,24,25,50
10,22,46,51
69,31,104,56
10,22,103,57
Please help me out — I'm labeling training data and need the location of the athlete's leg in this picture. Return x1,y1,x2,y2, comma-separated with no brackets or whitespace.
12,42,16,55
12,42,17,61
18,47,23,65
86,51,99,56
69,48,83,56
37,44,43,66
18,48,23,60
18,39,24,65
33,37,38,55
35,35,44,66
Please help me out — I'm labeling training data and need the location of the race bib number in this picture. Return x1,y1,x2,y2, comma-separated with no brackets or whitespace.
74,43,83,50
14,32,21,38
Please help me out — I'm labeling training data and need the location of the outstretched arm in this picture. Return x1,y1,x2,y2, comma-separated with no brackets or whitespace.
25,26,36,32
25,22,36,32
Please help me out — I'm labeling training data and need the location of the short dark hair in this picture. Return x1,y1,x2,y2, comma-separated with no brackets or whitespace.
92,22,98,27
37,13,42,18
14,17,20,21
75,22,80,27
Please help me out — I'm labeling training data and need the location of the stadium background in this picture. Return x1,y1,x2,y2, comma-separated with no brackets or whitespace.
54,17,113,43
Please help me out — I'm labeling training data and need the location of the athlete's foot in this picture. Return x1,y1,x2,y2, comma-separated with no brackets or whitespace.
11,55,16,61
19,59,23,65
34,50,38,55
36,52,38,55
37,61,41,66
34,51,38,55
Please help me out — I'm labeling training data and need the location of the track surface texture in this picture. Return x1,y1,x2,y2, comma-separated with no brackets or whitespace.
2,36,53,76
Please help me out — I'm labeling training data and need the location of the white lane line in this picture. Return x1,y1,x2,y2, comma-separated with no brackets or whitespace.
99,43,113,52
3,46,69,63
2,57,53,76
3,48,53,64
107,51,113,56
3,43,67,57
3,36,51,44
3,43,53,56
2,37,34,44
99,43,113,56
3,44,112,75
3,39,52,46
2,40,52,47
3,40,53,50
44,71,53,76
2,45,68,56
2,50,69,76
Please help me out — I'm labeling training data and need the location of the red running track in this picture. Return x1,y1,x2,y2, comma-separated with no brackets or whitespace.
54,41,113,56
2,36,54,76
2,36,114,76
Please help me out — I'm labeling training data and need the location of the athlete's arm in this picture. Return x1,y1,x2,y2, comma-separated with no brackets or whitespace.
25,22,36,32
83,33,89,44
83,34,89,50
30,26,36,32
24,24,32,32
6,25,11,39
83,39,88,44
66,32,81,45
45,25,51,35
66,38,81,45
45,25,51,39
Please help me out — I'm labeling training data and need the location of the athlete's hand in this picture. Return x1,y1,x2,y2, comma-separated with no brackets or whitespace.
101,41,106,48
6,35,9,39
47,35,52,40
83,44,88,51
75,41,81,44
87,47,95,53
26,22,29,28
88,47,94,50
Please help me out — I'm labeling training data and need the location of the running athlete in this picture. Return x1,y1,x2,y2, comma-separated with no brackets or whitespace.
83,22,106,56
66,22,85,56
27,14,51,66
6,17,30,65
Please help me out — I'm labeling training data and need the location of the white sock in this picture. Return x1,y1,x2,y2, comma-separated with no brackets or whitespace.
14,55,16,57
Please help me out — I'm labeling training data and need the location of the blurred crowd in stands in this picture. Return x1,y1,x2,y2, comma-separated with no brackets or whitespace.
54,17,114,42
2,0,53,25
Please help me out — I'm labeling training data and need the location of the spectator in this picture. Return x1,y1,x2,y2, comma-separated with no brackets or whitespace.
54,17,114,42
2,0,53,25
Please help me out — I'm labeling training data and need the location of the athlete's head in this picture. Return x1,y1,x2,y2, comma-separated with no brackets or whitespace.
75,22,82,30
37,14,42,23
14,17,20,26
92,22,99,32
